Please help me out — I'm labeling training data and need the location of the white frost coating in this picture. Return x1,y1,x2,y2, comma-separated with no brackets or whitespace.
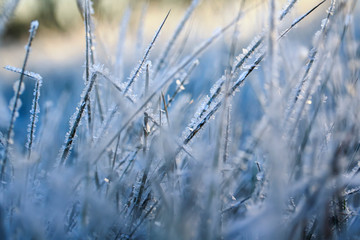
146,60,152,69
124,10,170,94
91,63,105,74
320,18,328,29
233,35,263,71
27,78,42,151
210,76,225,96
30,20,39,30
5,65,43,80
343,186,360,197
195,76,226,121
183,51,264,145
280,0,298,20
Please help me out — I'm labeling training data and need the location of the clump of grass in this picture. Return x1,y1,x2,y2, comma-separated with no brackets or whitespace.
124,10,171,95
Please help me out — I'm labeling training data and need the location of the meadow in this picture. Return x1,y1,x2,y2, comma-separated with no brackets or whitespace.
0,0,359,239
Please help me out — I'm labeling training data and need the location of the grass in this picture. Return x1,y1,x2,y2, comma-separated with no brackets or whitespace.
0,0,360,239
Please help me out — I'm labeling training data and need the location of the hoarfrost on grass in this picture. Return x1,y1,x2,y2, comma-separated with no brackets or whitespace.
30,20,39,30
26,78,42,152
4,65,43,80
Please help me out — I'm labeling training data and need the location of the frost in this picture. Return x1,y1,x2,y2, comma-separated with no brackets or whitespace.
155,0,198,76
60,72,98,162
280,0,298,20
4,65,43,80
210,77,225,96
233,35,263,71
183,99,222,144
183,54,258,144
124,10,170,94
196,95,210,117
320,18,328,29
30,20,39,30
146,60,152,69
344,186,360,196
233,71,247,89
256,172,264,181
26,78,42,152
91,63,106,75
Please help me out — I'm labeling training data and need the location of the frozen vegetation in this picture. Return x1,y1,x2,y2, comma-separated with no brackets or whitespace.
0,0,359,239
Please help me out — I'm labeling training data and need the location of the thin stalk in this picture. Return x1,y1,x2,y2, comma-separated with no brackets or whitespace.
222,106,231,163
27,76,43,159
4,66,42,80
144,62,150,98
112,134,121,169
161,92,169,126
2,20,38,179
279,0,327,39
143,63,150,153
91,50,106,125
84,0,104,126
81,0,97,137
280,0,299,20
286,0,336,137
124,10,171,94
95,70,135,103
60,72,98,164
184,52,264,146
153,0,199,79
